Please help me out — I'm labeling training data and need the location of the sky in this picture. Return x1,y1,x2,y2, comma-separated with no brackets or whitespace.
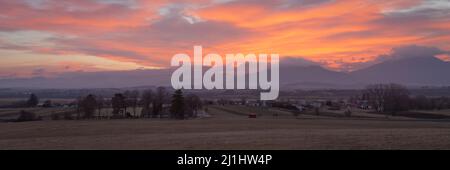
0,0,450,78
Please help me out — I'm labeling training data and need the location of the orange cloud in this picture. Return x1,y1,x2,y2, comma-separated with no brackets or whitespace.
0,0,449,76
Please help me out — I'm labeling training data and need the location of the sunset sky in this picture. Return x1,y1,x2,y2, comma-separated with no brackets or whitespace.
0,0,449,78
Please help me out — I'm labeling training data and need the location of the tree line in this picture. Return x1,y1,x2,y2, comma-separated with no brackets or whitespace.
16,83,450,120
361,83,450,115
75,87,202,120
21,87,203,120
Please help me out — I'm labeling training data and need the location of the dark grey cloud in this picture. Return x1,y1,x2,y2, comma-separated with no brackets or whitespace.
278,0,333,9
40,5,255,67
126,6,254,47
340,45,449,72
376,45,448,62
373,1,450,34
0,0,144,33
146,15,251,45
212,0,333,10
0,0,255,68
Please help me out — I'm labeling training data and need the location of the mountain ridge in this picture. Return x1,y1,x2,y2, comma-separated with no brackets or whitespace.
0,56,448,89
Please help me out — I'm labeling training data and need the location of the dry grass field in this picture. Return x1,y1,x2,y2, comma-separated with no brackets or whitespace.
1,105,450,150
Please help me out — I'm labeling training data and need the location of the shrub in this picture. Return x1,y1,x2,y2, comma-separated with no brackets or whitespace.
16,110,40,122
51,113,60,120
64,112,73,120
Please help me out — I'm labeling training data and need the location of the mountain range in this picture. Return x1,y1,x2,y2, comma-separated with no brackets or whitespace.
0,56,449,89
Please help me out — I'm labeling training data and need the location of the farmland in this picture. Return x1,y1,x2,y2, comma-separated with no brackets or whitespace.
1,105,450,149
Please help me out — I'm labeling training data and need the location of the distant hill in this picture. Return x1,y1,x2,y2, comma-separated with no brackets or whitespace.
0,56,448,89
0,69,172,89
350,56,450,86
279,65,354,89
279,56,450,88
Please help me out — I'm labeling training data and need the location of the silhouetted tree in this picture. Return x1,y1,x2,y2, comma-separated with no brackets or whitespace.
153,87,167,118
362,83,410,115
326,100,332,106
111,93,126,118
218,98,227,105
140,89,153,117
17,110,39,122
75,96,83,119
64,112,73,120
123,91,131,116
26,94,39,107
125,90,139,117
411,96,450,110
42,100,52,108
185,94,202,118
240,97,247,105
170,89,185,119
80,94,97,118
412,95,431,110
435,97,450,110
96,95,104,118
51,112,60,120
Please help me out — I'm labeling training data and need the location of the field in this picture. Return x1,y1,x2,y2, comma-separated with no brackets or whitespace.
1,105,450,149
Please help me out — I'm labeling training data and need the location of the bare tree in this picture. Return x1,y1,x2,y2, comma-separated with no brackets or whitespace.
363,84,387,112
96,95,105,118
123,91,131,116
153,87,168,118
42,100,52,108
80,94,97,119
185,94,202,118
26,94,39,107
124,90,139,117
362,83,410,115
170,89,185,119
75,96,83,119
111,93,126,118
140,89,153,118
17,110,38,122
